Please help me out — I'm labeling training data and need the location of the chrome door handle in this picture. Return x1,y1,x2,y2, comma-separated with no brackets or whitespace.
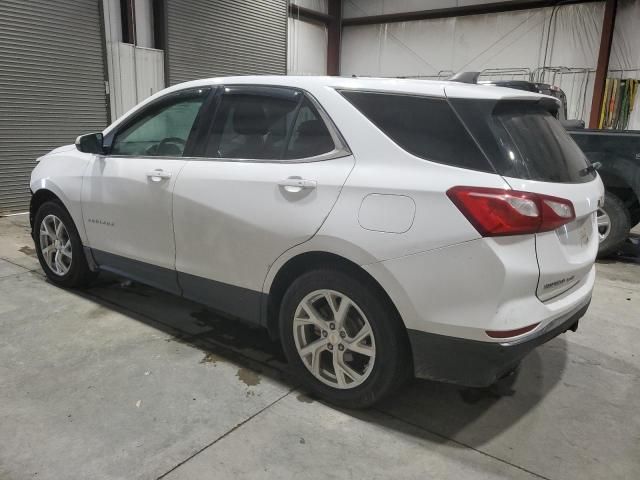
278,178,317,193
146,169,172,182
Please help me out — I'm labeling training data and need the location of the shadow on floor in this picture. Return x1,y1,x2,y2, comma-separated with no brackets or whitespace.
597,234,640,265
64,272,567,449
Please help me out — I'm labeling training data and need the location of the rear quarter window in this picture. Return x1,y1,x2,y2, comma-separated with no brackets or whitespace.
339,90,494,173
449,99,596,184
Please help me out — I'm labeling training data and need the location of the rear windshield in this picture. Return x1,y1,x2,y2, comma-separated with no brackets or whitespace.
450,99,596,183
339,90,494,172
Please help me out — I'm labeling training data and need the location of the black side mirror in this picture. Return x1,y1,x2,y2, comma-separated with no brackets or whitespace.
75,132,105,154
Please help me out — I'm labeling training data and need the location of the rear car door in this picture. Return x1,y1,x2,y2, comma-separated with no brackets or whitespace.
450,96,603,301
172,85,354,322
81,87,210,293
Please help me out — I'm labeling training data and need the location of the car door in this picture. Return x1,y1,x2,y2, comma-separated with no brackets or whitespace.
172,86,355,322
81,87,211,294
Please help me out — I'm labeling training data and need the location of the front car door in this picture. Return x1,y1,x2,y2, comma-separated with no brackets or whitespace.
81,87,211,293
172,86,355,322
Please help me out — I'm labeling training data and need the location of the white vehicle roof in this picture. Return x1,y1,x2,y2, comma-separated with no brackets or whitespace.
105,75,553,135
170,75,548,101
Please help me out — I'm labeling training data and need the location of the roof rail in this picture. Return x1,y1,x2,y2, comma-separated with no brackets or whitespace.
448,71,480,84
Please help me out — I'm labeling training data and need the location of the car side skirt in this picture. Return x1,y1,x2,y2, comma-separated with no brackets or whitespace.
89,249,265,325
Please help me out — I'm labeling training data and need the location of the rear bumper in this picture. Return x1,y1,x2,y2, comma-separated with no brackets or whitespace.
407,298,590,387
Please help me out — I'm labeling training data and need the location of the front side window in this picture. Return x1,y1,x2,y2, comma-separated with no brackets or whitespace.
111,89,209,157
205,90,336,160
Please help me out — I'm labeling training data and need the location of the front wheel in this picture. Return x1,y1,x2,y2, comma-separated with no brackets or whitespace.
34,200,96,288
279,269,410,409
597,192,631,258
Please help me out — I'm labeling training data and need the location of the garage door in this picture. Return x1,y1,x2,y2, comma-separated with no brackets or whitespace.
166,0,287,86
0,0,107,214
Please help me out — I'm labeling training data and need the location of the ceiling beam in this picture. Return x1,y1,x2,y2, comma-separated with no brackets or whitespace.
288,4,332,26
342,0,600,26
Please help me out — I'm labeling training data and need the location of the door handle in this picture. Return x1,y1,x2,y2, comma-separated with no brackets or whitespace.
146,169,172,182
278,177,317,193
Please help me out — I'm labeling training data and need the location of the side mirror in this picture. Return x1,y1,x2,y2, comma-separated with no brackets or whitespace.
75,132,105,154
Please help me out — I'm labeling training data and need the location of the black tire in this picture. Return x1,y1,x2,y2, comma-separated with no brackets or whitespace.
630,208,640,229
279,268,411,409
597,192,631,258
34,200,96,288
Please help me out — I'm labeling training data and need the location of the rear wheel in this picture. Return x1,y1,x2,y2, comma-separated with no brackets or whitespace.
630,207,640,229
597,192,631,258
279,269,410,409
34,201,96,288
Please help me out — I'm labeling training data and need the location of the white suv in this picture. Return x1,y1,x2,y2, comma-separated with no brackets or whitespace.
30,76,603,408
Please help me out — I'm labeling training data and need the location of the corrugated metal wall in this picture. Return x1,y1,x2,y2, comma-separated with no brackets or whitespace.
0,0,108,214
166,0,287,86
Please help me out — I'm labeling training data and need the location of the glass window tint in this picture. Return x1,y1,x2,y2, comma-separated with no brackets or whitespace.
340,91,492,172
285,98,335,159
207,93,300,160
450,99,595,183
111,89,208,157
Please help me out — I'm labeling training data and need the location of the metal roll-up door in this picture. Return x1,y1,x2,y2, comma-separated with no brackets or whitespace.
0,0,107,214
166,0,287,86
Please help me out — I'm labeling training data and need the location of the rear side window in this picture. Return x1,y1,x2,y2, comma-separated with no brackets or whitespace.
450,99,595,183
339,91,492,172
205,92,335,160
285,99,335,159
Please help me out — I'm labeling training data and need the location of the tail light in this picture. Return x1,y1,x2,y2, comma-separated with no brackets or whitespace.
447,186,575,237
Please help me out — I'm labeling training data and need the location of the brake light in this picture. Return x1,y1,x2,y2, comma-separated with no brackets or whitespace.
446,186,575,236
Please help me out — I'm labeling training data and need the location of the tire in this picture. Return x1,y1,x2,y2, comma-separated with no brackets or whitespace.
34,200,96,288
597,192,631,258
630,208,640,229
279,268,410,409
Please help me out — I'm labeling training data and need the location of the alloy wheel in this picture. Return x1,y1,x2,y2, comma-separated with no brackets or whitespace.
39,214,72,276
292,289,376,389
597,207,611,242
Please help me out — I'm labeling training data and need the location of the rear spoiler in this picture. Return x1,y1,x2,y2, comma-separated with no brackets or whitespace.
448,72,480,84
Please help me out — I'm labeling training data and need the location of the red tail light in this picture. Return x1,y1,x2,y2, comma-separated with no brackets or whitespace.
446,186,575,237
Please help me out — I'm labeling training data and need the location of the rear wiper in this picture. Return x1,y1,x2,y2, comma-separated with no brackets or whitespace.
579,161,601,176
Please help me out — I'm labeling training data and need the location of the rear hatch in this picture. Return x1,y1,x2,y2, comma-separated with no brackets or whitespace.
449,93,603,301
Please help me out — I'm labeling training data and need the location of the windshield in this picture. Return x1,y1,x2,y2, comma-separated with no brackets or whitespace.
450,99,596,184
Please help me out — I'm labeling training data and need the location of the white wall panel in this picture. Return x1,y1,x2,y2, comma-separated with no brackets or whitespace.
113,43,138,118
610,0,640,71
341,2,608,121
135,48,165,103
342,3,605,76
288,17,328,75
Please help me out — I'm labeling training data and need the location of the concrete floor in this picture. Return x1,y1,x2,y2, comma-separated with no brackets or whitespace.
0,213,638,480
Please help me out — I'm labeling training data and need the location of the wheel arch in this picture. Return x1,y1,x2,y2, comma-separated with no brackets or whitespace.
30,189,65,236
265,251,409,348
30,183,88,244
598,167,640,210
